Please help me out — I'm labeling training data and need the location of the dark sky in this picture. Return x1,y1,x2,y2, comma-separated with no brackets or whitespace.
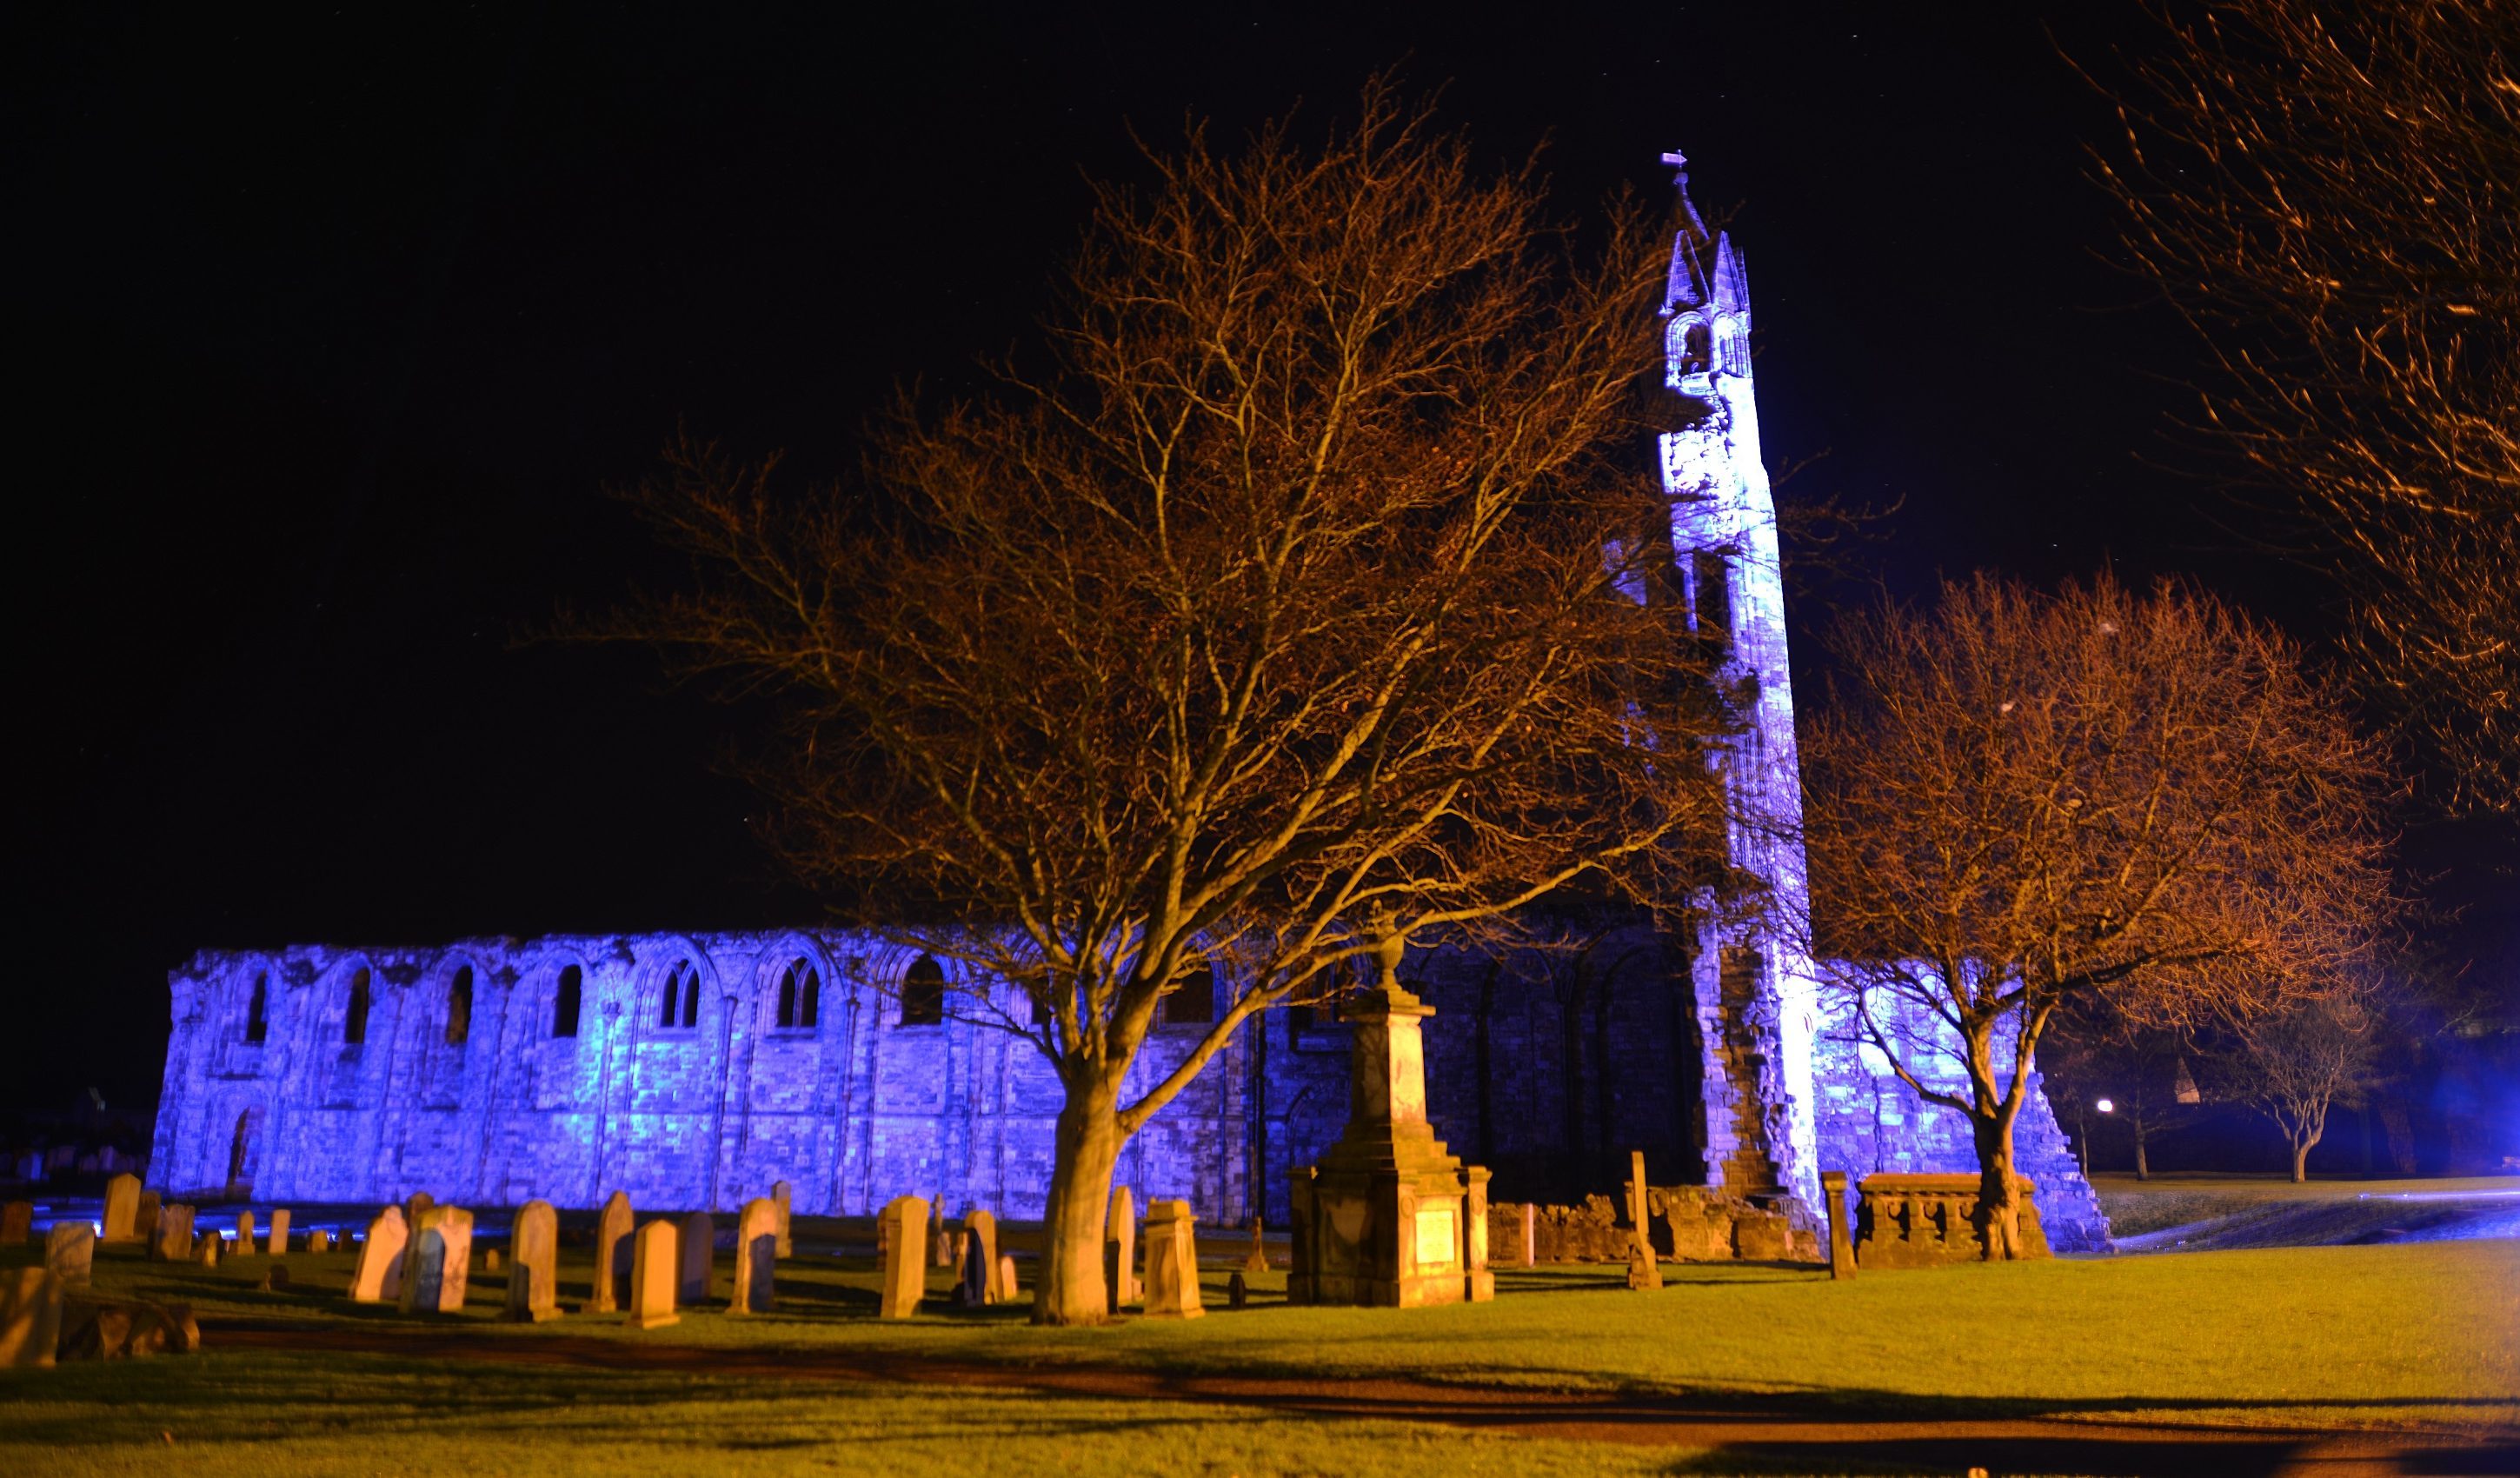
8,3,2508,1113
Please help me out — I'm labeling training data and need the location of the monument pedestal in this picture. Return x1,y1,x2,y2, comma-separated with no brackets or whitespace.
1287,975,1492,1308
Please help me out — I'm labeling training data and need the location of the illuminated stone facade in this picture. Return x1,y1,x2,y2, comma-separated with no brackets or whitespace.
146,153,2106,1249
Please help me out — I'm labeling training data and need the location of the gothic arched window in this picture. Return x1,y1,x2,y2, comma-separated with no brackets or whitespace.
901,955,945,1027
661,961,701,1029
244,974,269,1045
344,968,372,1045
445,965,474,1046
552,965,582,1039
777,958,821,1030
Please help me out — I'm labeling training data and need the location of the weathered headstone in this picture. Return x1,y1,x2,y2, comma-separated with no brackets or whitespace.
627,1220,680,1329
195,1232,221,1268
0,1201,31,1244
46,1222,95,1286
1821,1170,1855,1281
876,1195,928,1320
398,1205,473,1315
1462,1164,1494,1303
504,1200,562,1322
349,1206,409,1302
1625,1151,1662,1291
1227,1270,1248,1310
0,1268,65,1368
135,1188,163,1244
152,1204,197,1263
1241,1216,1268,1275
266,1208,291,1255
733,1197,776,1315
483,1248,502,1275
997,1253,1018,1303
1105,1184,1138,1310
931,1220,954,1270
306,1228,332,1255
677,1212,715,1305
234,1210,257,1255
102,1174,143,1242
962,1208,1004,1304
956,1222,989,1306
257,1263,291,1292
403,1190,435,1229
771,1179,794,1257
1732,1208,1792,1262
591,1190,633,1314
1140,1199,1203,1319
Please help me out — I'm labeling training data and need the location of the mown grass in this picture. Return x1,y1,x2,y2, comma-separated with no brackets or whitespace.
3,1234,2513,1475
2091,1173,2520,1238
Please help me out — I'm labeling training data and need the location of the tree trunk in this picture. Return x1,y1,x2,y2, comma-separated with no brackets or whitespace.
2291,1138,2311,1183
1033,1074,1122,1326
2134,1120,2151,1181
1971,1112,2030,1261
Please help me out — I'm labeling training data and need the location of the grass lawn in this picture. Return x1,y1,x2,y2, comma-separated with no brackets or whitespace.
3,1232,2514,1475
2091,1172,2520,1241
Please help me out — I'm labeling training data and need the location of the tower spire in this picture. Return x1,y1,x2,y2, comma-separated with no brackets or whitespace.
1660,148,1714,316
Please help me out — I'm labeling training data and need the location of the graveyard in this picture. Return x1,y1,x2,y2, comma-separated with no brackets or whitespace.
2,1189,2515,1475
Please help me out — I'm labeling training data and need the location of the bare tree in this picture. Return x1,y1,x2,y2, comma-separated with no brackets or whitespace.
2209,982,2385,1182
2084,0,2520,813
2043,1009,2204,1181
1805,576,2397,1257
600,86,1738,1323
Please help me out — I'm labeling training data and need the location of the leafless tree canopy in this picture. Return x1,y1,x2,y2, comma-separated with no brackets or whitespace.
601,85,1737,1321
2205,979,2386,1182
2087,0,2520,812
1805,576,2397,1253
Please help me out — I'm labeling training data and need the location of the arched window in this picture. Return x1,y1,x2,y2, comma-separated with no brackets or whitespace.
244,974,269,1045
552,965,582,1038
343,968,371,1045
1692,548,1732,656
445,965,474,1046
901,955,945,1026
662,960,701,1029
776,958,821,1029
1160,967,1216,1027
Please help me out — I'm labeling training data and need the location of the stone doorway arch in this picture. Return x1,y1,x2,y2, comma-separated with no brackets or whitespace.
226,1105,266,1196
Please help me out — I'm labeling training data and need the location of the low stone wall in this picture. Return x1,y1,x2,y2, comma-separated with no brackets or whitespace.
1488,1186,1822,1265
1854,1172,2051,1268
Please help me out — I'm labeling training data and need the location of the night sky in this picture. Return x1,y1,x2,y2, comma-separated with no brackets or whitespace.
10,4,2510,1114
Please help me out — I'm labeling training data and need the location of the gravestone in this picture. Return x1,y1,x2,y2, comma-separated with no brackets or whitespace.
1227,1270,1248,1310
195,1233,221,1268
957,1222,989,1306
403,1191,435,1229
0,1268,65,1368
627,1220,679,1329
1820,1171,1855,1281
46,1222,95,1286
1732,1209,1792,1262
1140,1199,1203,1319
135,1189,163,1244
153,1205,196,1262
932,1220,954,1270
877,1195,928,1320
733,1197,776,1315
484,1248,502,1274
962,1208,1004,1304
678,1212,714,1305
349,1207,409,1302
398,1205,473,1315
590,1191,634,1314
997,1254,1017,1304
1241,1216,1268,1275
102,1175,143,1242
1625,1151,1662,1291
1,1201,30,1244
1462,1164,1494,1302
306,1228,331,1254
771,1179,793,1257
235,1211,257,1255
267,1208,291,1255
1105,1185,1138,1310
258,1263,291,1292
504,1200,562,1322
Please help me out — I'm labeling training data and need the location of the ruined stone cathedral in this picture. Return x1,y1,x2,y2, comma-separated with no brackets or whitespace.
147,156,2110,1253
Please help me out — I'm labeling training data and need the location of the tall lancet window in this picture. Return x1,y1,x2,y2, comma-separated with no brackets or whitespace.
661,960,701,1029
1692,549,1733,660
776,959,821,1029
244,974,269,1045
445,965,473,1045
343,968,372,1045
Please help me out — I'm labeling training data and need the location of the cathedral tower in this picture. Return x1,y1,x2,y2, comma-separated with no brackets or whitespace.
1657,151,1821,1215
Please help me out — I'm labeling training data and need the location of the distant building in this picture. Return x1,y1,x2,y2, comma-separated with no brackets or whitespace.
148,152,2108,1252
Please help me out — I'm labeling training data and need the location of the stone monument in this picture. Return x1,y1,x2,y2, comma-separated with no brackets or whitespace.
1286,935,1487,1308
235,1210,257,1255
0,1268,64,1368
1821,1170,1855,1280
349,1207,408,1302
962,1208,1003,1304
46,1222,95,1286
267,1208,291,1255
1105,1185,1138,1310
504,1200,562,1322
1625,1151,1663,1291
877,1195,928,1320
102,1175,142,1243
771,1179,794,1257
398,1205,473,1315
1,1200,31,1244
734,1197,776,1315
627,1220,679,1329
591,1190,633,1314
1140,1199,1204,1319
678,1211,714,1305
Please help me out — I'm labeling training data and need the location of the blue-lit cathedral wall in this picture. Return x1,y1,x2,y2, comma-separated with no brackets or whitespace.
148,155,2109,1251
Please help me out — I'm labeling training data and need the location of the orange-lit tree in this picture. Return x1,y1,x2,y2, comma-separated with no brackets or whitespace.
2087,0,2519,813
1805,576,2397,1257
605,86,1735,1323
